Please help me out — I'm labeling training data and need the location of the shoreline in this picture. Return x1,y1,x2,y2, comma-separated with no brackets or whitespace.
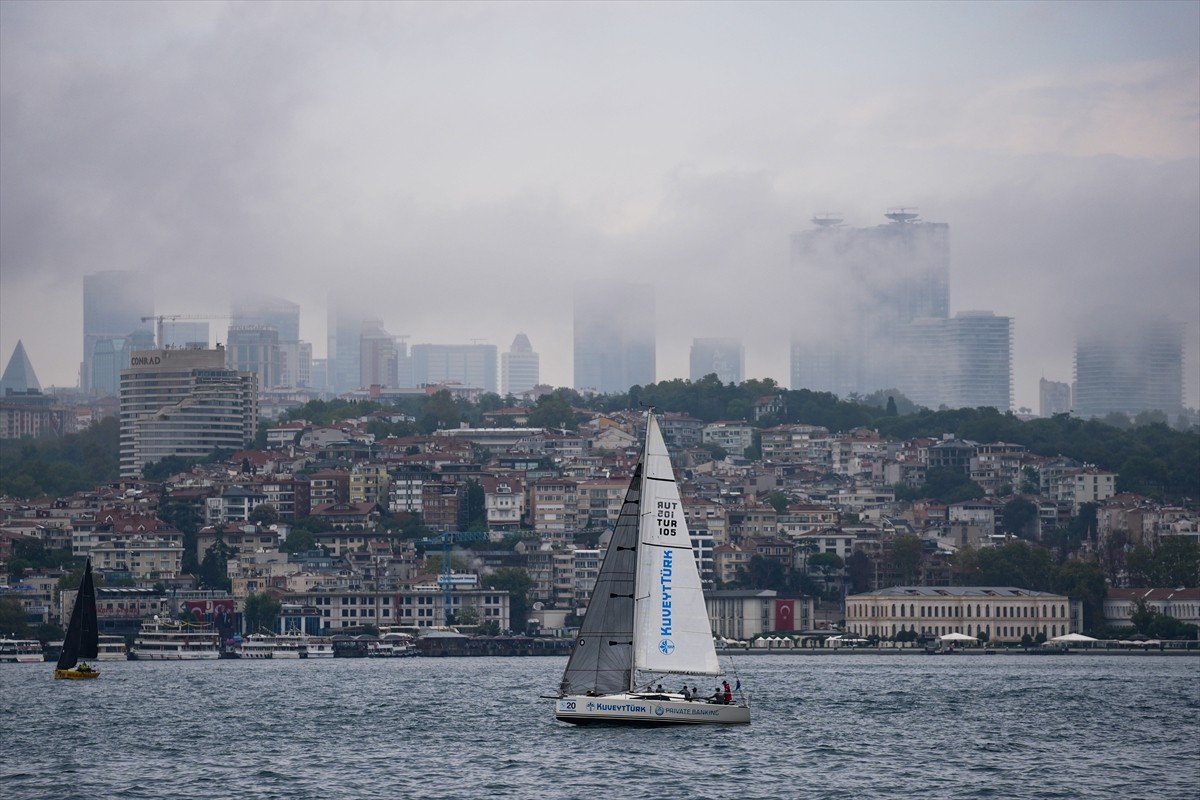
726,647,1200,656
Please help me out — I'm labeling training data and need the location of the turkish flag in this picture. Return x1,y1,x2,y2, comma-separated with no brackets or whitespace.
774,600,795,631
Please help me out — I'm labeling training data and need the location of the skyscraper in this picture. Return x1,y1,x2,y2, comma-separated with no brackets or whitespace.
944,311,1012,411
226,325,283,391
573,281,655,394
689,338,744,385
0,340,41,396
119,347,258,478
1073,317,1184,418
82,270,155,396
233,296,303,388
410,344,498,392
360,319,399,389
790,211,949,397
327,296,368,394
893,312,1012,411
1039,378,1071,417
502,333,540,396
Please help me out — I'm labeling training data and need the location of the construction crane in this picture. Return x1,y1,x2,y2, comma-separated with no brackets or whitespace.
140,314,234,349
415,531,490,626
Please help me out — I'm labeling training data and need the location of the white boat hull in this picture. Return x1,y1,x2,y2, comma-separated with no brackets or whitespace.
133,651,221,660
555,693,751,726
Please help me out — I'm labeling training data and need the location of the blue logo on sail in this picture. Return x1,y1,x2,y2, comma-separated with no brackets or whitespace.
659,639,675,655
659,550,673,637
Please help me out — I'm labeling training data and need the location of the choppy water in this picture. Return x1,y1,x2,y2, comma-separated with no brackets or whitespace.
2,654,1198,800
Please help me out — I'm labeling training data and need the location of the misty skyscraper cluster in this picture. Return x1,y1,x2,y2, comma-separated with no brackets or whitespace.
789,211,1013,411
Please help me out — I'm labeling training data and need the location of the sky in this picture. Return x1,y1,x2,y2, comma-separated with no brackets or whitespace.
2,0,1198,410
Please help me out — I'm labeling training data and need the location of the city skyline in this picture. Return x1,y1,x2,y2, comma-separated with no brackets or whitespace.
2,2,1197,409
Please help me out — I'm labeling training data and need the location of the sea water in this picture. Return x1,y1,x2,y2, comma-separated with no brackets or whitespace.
1,654,1197,800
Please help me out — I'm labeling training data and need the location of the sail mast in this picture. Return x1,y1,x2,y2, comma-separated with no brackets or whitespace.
628,410,652,692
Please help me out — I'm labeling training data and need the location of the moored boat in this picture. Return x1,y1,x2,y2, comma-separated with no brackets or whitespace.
0,638,45,663
131,616,221,660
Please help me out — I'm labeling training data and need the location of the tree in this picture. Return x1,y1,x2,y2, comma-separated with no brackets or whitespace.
527,391,579,431
0,597,29,638
1001,496,1039,539
281,529,316,554
768,492,789,515
890,535,926,585
199,537,233,591
1129,597,1159,635
455,606,480,627
808,552,844,584
483,568,532,634
249,504,279,527
1052,558,1106,631
243,592,282,634
464,479,487,531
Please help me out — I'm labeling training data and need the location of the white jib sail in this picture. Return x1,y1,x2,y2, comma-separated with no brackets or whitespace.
632,415,721,677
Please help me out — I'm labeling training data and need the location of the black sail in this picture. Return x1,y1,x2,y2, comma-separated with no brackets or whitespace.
559,465,642,696
57,559,99,670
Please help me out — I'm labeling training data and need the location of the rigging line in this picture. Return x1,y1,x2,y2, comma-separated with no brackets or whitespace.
643,476,676,483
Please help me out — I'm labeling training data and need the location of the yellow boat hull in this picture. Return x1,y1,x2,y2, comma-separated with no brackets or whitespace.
55,667,100,680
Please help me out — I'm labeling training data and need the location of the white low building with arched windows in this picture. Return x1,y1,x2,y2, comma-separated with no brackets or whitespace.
845,586,1083,643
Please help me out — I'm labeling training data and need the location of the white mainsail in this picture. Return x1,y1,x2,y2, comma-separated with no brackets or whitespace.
632,415,721,677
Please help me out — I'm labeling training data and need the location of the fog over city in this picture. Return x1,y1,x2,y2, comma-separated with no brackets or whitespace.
2,1,1197,409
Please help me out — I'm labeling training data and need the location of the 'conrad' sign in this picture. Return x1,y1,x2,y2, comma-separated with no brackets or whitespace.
130,355,162,366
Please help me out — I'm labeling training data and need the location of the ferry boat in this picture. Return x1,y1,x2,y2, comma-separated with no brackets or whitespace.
303,636,335,658
131,617,221,660
96,634,129,661
238,633,277,659
0,638,44,663
271,631,308,659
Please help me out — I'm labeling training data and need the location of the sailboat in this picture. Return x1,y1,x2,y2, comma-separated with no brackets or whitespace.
55,558,100,680
554,412,750,725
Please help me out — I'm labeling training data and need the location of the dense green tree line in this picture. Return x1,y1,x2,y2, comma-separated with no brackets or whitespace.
1,381,1195,504
0,417,120,499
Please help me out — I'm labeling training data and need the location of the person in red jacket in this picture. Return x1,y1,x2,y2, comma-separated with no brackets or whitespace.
722,680,732,704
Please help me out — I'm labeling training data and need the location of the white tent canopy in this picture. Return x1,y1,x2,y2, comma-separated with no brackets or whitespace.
939,632,978,642
1050,632,1098,643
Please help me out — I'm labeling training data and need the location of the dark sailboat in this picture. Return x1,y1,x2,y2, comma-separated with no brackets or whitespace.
55,559,100,680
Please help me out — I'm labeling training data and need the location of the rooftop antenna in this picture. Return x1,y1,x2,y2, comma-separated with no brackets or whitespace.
885,207,920,223
811,212,844,227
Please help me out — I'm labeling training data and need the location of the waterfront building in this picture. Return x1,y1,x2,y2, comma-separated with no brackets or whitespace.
690,338,744,385
410,343,498,393
1103,588,1200,629
118,347,259,478
845,586,1083,643
705,589,815,640
573,280,655,394
1073,317,1185,419
501,333,540,396
82,270,154,396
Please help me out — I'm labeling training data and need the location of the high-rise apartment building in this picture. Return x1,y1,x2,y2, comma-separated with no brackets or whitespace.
410,344,498,392
501,333,540,396
360,319,399,389
944,311,1012,411
1039,378,1072,417
790,211,949,397
119,347,258,478
226,325,283,391
82,270,155,396
689,338,744,385
893,312,1012,411
573,281,655,394
327,296,368,394
232,296,305,388
1073,318,1184,418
